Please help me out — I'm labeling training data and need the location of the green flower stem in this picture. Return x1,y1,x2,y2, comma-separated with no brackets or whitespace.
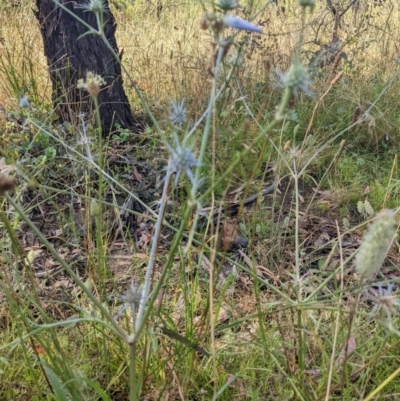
275,87,292,121
128,161,173,401
93,95,108,283
134,160,173,333
292,159,305,373
297,8,307,60
293,9,306,371
129,170,196,347
191,43,226,201
93,95,103,168
130,205,193,345
129,343,138,401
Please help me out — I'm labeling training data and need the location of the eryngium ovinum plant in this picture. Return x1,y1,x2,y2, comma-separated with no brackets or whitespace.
7,0,387,398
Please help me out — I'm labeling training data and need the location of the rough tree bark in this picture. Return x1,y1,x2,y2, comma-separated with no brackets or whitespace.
35,0,141,135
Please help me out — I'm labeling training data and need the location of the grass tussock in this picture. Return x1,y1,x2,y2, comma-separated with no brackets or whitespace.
1,0,400,400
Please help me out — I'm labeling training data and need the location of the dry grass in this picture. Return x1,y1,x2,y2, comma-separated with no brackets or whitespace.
1,1,399,111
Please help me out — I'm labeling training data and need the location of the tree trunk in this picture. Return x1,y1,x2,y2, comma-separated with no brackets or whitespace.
35,0,141,135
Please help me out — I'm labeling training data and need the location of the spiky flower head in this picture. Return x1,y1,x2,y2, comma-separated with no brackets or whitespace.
365,283,400,335
77,71,106,97
355,209,397,279
77,0,109,13
19,95,30,108
120,280,145,312
169,98,186,127
166,133,200,186
217,0,238,11
282,63,312,97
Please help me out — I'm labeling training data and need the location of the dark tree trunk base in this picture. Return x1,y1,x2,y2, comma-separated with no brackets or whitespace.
35,0,142,135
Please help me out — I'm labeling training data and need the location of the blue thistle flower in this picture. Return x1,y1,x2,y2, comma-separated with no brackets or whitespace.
19,95,30,108
366,283,400,334
169,98,186,127
166,133,200,186
222,16,263,34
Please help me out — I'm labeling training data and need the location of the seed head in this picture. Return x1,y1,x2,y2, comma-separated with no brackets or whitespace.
169,98,186,127
283,63,312,97
90,199,101,216
0,174,16,196
355,209,397,279
77,71,106,97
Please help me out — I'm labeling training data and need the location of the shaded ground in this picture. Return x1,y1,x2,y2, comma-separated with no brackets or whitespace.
3,141,397,324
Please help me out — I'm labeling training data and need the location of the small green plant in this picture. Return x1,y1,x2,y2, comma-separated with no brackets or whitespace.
112,124,132,143
357,198,375,218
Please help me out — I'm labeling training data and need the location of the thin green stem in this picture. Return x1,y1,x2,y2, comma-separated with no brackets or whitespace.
93,95,108,283
130,201,193,345
293,161,304,374
191,43,225,201
134,161,172,333
129,344,138,401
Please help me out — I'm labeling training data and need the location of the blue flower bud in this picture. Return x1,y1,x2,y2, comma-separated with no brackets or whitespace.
222,16,262,34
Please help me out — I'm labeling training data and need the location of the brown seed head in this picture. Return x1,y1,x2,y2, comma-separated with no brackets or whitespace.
0,174,16,195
